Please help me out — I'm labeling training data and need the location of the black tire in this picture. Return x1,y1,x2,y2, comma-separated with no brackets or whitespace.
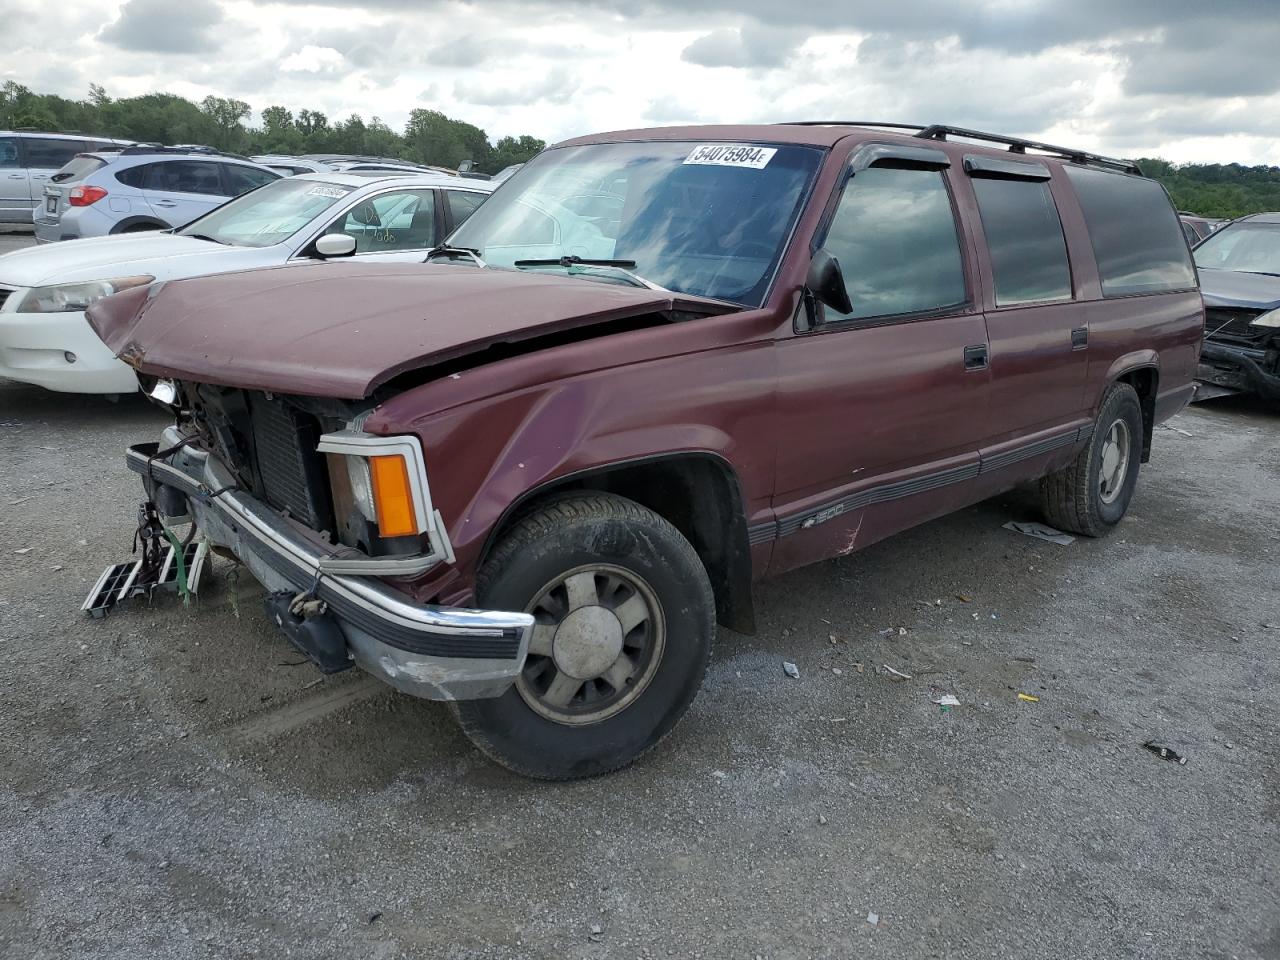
121,222,164,233
1039,382,1144,537
453,493,715,780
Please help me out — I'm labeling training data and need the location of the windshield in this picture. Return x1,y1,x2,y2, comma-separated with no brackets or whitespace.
177,179,357,247
449,140,824,305
1194,221,1280,276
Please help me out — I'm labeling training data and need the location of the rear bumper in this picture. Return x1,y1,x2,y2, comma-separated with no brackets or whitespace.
126,432,534,701
1198,340,1280,400
32,218,71,243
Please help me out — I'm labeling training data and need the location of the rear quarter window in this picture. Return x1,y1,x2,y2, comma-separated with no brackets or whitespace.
1064,166,1195,297
115,164,150,189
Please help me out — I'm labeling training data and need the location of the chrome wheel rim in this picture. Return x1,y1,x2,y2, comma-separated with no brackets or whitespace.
516,564,665,725
1098,418,1131,505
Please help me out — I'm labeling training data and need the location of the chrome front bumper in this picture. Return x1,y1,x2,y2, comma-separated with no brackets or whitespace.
126,430,534,701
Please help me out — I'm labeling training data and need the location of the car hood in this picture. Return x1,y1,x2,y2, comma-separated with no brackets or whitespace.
1198,267,1280,311
87,261,732,399
0,233,272,287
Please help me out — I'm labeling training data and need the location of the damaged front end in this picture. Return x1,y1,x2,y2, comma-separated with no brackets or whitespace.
1197,306,1280,401
87,379,534,701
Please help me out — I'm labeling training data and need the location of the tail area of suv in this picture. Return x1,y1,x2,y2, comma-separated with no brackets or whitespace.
0,131,133,224
34,146,280,243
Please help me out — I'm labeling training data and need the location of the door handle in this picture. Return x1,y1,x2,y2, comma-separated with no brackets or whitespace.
31,174,48,180
153,200,177,207
1071,326,1088,350
6,174,24,179
963,343,989,370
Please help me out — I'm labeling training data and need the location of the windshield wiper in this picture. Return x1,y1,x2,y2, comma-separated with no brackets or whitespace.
184,233,228,245
514,256,638,269
426,244,486,268
514,256,675,293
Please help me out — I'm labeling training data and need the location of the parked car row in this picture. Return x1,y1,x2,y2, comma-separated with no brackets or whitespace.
1,131,133,224
56,121,1212,779
0,170,493,391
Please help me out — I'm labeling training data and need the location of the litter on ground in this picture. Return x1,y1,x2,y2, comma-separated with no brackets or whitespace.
782,661,800,679
1003,520,1076,545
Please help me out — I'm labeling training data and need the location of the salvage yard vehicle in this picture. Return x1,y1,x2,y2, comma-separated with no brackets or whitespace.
1192,212,1280,400
0,130,133,224
87,122,1203,779
33,146,282,243
0,171,492,393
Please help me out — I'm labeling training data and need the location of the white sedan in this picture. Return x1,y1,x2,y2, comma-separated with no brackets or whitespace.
0,171,493,393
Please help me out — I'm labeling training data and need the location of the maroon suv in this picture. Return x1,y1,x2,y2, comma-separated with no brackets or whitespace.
89,122,1203,779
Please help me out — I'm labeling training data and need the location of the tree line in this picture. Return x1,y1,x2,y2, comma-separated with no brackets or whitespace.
1137,157,1280,220
5,81,1279,213
0,81,545,175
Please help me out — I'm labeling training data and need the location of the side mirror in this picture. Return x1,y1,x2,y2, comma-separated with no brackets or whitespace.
314,233,357,258
806,249,853,318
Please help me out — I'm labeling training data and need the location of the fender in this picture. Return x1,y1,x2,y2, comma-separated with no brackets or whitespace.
1101,349,1158,395
368,339,778,629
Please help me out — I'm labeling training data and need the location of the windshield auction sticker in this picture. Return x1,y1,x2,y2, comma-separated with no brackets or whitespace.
683,144,777,169
306,185,354,199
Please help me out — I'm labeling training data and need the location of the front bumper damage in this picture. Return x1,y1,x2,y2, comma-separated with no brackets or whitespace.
119,429,534,701
1198,340,1280,401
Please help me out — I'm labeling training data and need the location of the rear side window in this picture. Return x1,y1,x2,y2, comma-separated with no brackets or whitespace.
971,177,1072,306
822,166,966,321
51,155,107,183
1065,166,1195,296
115,164,149,189
146,160,226,196
23,137,86,169
223,164,278,195
446,189,486,228
0,137,20,168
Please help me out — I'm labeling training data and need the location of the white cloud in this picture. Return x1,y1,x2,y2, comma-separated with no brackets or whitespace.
1,0,1279,163
279,45,346,74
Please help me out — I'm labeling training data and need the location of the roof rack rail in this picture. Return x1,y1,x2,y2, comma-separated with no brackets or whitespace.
912,124,1141,175
778,120,1141,175
118,144,254,162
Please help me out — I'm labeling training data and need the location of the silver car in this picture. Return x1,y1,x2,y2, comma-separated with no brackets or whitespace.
0,131,132,224
33,146,281,243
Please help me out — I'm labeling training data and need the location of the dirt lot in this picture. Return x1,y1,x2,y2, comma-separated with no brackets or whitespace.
1,325,1278,956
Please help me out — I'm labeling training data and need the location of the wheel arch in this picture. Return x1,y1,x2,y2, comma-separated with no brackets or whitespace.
479,452,757,635
1107,359,1159,463
109,215,170,234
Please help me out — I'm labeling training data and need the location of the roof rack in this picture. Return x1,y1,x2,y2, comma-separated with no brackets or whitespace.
778,121,1141,175
913,125,1141,175
118,144,254,163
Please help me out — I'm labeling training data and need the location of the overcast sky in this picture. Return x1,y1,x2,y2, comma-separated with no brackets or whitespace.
4,0,1280,164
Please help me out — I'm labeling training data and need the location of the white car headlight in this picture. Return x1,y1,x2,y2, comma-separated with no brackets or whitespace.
14,275,154,313
1250,307,1280,329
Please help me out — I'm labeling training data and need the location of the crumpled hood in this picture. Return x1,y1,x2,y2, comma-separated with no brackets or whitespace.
0,232,264,287
1199,267,1280,311
87,261,728,398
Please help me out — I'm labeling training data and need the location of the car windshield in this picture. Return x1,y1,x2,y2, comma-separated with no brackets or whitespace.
449,140,824,306
177,179,357,248
1194,221,1280,277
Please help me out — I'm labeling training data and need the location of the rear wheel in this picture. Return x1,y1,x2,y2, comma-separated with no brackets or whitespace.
1039,382,1144,537
119,222,164,233
452,493,715,780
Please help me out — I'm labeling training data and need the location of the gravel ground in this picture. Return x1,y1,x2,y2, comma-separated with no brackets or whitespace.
0,263,1278,956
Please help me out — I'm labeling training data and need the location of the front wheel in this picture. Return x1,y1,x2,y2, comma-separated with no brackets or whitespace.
1039,382,1144,537
452,493,715,780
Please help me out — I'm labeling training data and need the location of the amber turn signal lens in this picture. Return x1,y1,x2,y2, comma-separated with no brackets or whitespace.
369,455,418,537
